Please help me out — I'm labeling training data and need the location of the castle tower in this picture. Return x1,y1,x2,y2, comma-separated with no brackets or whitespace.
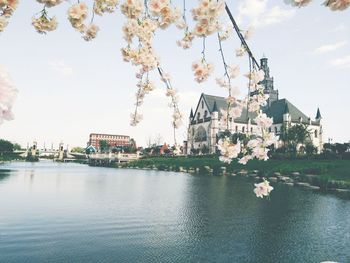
259,56,279,106
210,101,219,154
283,103,291,125
187,108,194,155
315,108,323,153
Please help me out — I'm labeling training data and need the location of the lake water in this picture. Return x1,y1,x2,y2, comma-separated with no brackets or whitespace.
0,161,349,263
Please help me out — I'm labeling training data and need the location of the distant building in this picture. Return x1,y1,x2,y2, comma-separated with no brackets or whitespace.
88,133,130,151
187,57,323,154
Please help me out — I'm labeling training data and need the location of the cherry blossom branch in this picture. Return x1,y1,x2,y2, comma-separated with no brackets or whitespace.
224,3,260,69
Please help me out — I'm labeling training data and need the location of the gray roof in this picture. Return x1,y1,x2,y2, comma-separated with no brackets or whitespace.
201,93,320,126
202,94,258,124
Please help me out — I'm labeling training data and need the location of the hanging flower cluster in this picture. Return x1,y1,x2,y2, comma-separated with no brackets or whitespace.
94,0,119,15
217,136,241,163
119,0,184,137
325,0,350,10
67,3,88,32
0,0,18,32
36,0,62,8
0,66,17,124
285,0,350,10
254,179,274,198
67,2,100,41
149,0,181,29
191,0,225,37
177,31,194,49
191,60,214,83
32,10,58,34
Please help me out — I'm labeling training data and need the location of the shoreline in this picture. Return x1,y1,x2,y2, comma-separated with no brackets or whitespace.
105,156,350,197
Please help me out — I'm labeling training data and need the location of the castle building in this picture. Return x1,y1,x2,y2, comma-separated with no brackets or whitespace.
186,57,323,154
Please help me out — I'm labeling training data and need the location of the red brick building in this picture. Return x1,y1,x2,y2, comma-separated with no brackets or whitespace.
88,133,130,151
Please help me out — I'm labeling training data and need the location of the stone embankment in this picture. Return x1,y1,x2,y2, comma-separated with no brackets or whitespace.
119,163,350,196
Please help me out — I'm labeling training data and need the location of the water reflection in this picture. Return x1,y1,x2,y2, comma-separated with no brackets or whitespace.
0,162,348,263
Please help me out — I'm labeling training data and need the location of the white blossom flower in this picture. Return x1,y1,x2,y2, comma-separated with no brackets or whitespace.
238,155,252,165
325,0,350,11
0,65,17,124
219,26,232,41
121,0,143,19
177,32,194,49
228,64,240,78
284,0,313,7
217,137,241,164
68,2,88,32
32,15,58,34
130,112,143,126
94,0,119,15
255,113,273,129
0,16,9,32
254,179,273,198
236,46,246,57
192,60,214,83
192,0,225,37
36,0,62,8
243,26,254,40
83,24,99,41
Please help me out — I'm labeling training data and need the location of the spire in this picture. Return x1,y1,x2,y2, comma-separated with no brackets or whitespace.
212,101,218,112
315,108,322,119
190,108,194,118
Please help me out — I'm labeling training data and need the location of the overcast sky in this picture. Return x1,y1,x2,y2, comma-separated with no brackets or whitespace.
0,0,349,149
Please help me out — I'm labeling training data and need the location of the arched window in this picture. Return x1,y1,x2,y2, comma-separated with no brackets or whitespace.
235,126,238,132
314,130,318,138
250,127,253,133
204,110,208,118
195,126,207,142
197,112,200,121
274,127,278,134
201,100,204,108
242,126,245,133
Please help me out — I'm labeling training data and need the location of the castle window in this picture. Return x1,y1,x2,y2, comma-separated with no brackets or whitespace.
195,126,207,142
314,130,318,138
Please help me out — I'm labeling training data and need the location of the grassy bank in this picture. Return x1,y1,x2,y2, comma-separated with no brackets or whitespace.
0,153,24,162
124,156,350,189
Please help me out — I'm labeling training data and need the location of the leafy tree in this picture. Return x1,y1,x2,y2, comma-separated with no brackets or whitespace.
71,147,85,153
13,143,22,151
0,139,14,154
334,143,349,156
285,124,311,154
99,140,110,153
